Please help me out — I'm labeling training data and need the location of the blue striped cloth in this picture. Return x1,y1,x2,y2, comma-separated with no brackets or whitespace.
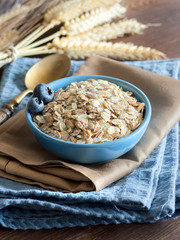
0,57,179,230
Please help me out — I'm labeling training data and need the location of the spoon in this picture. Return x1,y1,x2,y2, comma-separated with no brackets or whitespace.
0,54,71,125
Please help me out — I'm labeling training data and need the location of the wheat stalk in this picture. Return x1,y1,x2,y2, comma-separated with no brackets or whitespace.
20,29,65,50
17,2,126,51
17,46,57,57
64,3,126,36
52,37,166,61
0,45,57,66
68,18,148,41
13,0,121,50
0,0,166,68
15,25,44,49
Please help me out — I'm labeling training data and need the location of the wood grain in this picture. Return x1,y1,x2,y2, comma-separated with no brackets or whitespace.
0,0,180,239
116,0,180,58
0,219,180,240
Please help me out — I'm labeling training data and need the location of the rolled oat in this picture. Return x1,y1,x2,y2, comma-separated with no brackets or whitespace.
32,79,145,144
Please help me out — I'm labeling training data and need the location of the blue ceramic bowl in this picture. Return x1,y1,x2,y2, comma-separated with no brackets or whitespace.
25,75,151,164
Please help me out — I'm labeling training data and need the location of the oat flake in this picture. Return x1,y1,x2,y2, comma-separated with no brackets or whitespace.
32,79,144,144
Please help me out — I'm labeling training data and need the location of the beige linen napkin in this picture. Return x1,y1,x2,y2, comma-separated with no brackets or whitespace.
0,55,180,192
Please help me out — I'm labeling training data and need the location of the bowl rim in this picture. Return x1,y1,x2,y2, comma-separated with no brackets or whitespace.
25,75,152,148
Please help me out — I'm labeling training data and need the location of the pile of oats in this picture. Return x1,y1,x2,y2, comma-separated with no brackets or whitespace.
32,79,145,144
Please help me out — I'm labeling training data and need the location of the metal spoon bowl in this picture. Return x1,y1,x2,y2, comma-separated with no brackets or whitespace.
0,54,71,125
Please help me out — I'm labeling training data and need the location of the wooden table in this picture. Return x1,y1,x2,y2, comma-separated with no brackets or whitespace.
0,0,180,239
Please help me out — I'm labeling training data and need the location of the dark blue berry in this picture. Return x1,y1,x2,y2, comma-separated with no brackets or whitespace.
27,97,44,114
33,83,54,104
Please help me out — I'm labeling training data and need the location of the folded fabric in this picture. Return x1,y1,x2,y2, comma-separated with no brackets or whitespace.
0,56,179,230
0,55,180,193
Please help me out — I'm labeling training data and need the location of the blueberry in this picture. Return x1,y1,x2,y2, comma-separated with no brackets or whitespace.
27,97,44,114
33,83,54,104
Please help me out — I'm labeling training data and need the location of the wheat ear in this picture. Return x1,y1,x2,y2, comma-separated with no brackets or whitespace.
13,2,126,51
52,37,166,61
20,0,110,49
14,0,119,50
54,0,122,23
69,18,148,41
44,0,80,24
64,3,126,36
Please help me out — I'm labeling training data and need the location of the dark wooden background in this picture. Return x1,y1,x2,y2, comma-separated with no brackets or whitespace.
0,0,180,239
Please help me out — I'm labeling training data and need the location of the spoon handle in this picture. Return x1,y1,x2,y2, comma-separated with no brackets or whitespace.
0,89,33,125
11,89,33,106
0,104,14,125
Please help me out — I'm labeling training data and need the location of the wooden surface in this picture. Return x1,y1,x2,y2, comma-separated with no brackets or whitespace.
0,0,180,239
0,219,180,240
118,0,180,58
